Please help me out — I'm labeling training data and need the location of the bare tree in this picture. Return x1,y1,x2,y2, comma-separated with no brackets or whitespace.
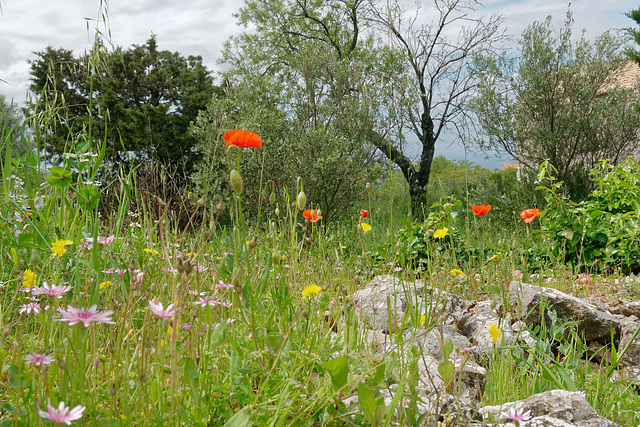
367,0,506,215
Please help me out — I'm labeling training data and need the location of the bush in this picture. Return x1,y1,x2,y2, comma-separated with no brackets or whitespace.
539,159,640,273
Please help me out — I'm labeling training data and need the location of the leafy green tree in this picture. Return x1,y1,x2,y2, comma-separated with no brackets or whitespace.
471,11,640,200
625,7,640,63
194,0,504,219
192,0,392,221
28,36,216,179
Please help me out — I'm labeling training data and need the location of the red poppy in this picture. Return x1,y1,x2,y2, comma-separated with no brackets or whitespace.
360,209,369,218
472,204,491,216
303,209,322,223
520,208,540,223
223,129,263,148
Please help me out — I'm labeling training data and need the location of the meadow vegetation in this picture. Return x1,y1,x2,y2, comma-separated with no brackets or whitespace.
2,104,640,425
2,2,640,426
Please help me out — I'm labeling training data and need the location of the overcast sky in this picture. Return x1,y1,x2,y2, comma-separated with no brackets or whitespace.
0,0,637,169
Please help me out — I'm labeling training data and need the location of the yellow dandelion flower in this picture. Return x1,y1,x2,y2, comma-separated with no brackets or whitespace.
144,248,160,255
488,323,501,345
23,269,36,287
359,223,372,232
420,315,426,325
51,239,73,257
99,280,113,289
433,228,449,239
450,269,464,277
301,284,322,298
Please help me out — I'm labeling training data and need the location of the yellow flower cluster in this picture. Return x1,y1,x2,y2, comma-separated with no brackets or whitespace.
51,239,73,257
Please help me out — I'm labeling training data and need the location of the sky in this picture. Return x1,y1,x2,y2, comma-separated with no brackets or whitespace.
0,0,638,169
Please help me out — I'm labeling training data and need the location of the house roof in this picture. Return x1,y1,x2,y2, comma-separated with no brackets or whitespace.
597,61,640,95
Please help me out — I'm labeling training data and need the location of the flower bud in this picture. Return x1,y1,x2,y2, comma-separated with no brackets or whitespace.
275,207,280,216
230,169,243,194
29,249,41,266
271,249,281,265
216,201,224,213
366,182,371,191
269,192,276,205
301,309,309,319
297,191,307,210
248,236,258,249
197,197,205,208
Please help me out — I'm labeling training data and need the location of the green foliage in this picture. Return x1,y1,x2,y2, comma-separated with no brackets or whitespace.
538,159,640,272
28,36,216,179
192,0,392,221
472,10,640,200
394,197,462,267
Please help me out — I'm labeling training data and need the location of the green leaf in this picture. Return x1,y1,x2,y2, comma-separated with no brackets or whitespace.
184,358,201,406
358,382,378,426
210,320,228,349
441,338,454,361
46,166,72,188
370,363,386,387
437,360,455,387
560,229,574,240
78,186,100,211
382,378,407,427
224,407,252,427
321,356,349,392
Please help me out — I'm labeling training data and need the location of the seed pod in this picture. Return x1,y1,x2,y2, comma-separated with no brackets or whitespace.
296,191,307,210
230,169,243,194
269,192,276,204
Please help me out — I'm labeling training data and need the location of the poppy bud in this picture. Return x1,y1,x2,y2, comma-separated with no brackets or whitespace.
248,236,258,249
366,182,371,191
301,309,309,319
197,197,205,208
297,191,307,210
275,207,280,216
216,201,224,213
230,170,243,194
271,249,281,265
29,249,41,266
2,325,11,337
269,192,276,205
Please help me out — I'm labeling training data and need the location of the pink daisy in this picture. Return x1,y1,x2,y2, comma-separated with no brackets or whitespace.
19,303,42,315
191,297,219,307
148,301,176,318
215,280,233,290
55,305,115,327
38,399,85,425
30,282,72,299
501,407,532,422
24,352,55,366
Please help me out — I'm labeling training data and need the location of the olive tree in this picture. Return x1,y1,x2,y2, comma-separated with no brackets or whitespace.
471,11,640,200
